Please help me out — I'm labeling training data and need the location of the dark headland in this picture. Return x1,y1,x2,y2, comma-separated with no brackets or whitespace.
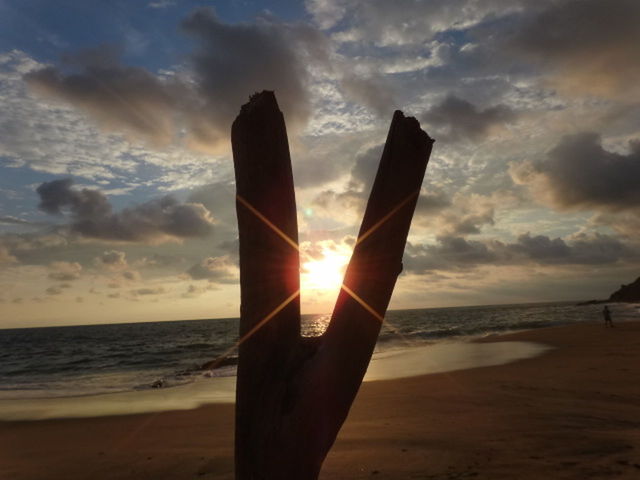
608,276,640,302
578,275,640,305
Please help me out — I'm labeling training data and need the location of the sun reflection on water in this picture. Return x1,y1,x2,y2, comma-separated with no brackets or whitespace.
301,313,331,337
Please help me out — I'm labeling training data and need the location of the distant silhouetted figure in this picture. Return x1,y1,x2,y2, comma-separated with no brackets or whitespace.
603,305,613,328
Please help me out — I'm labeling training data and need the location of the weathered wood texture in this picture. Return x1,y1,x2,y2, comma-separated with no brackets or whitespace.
232,91,433,480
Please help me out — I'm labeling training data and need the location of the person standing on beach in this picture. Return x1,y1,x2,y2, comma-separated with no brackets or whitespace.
603,305,613,328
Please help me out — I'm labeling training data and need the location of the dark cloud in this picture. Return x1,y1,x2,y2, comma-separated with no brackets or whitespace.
349,144,383,189
187,181,237,225
414,190,451,215
292,152,351,190
181,8,326,147
0,233,68,254
511,133,640,212
186,256,237,283
95,250,128,269
25,46,180,145
404,236,497,273
422,95,516,143
338,73,395,117
93,251,140,283
412,193,496,236
130,287,165,296
403,232,633,273
443,209,494,236
507,233,570,262
216,238,240,266
504,233,631,266
45,286,63,295
549,233,630,265
121,270,141,281
36,179,214,243
37,179,109,216
182,283,217,298
592,211,640,239
509,0,640,97
309,145,382,216
0,232,75,268
25,8,327,152
292,135,378,189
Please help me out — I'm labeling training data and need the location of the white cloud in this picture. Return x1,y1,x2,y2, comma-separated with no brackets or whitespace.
308,0,530,46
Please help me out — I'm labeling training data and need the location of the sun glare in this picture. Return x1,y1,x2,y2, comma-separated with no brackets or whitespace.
301,245,351,297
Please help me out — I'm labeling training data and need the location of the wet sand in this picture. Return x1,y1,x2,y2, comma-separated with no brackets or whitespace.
1,321,639,479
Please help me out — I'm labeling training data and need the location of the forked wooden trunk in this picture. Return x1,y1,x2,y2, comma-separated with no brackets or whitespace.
232,91,433,480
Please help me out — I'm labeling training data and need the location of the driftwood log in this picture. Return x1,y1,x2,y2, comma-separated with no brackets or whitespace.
231,91,433,480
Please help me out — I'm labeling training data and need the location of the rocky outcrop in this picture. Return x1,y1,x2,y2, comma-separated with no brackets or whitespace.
609,276,640,302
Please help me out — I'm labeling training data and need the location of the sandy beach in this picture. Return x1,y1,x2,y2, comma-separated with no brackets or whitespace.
1,321,639,480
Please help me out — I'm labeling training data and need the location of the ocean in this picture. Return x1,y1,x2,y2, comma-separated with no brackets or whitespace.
1,301,638,405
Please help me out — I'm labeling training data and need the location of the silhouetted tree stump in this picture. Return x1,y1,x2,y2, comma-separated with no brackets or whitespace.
232,91,433,480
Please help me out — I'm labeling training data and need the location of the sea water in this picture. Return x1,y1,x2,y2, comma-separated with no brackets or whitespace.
0,301,637,419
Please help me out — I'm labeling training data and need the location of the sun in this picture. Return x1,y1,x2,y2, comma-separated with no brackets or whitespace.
301,245,351,297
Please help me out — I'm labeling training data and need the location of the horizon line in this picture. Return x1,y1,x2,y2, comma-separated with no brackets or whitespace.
0,298,602,331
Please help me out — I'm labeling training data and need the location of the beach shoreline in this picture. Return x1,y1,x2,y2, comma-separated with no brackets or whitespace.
0,337,551,421
2,320,640,479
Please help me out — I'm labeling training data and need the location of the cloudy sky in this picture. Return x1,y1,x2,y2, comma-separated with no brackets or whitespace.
1,0,639,328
